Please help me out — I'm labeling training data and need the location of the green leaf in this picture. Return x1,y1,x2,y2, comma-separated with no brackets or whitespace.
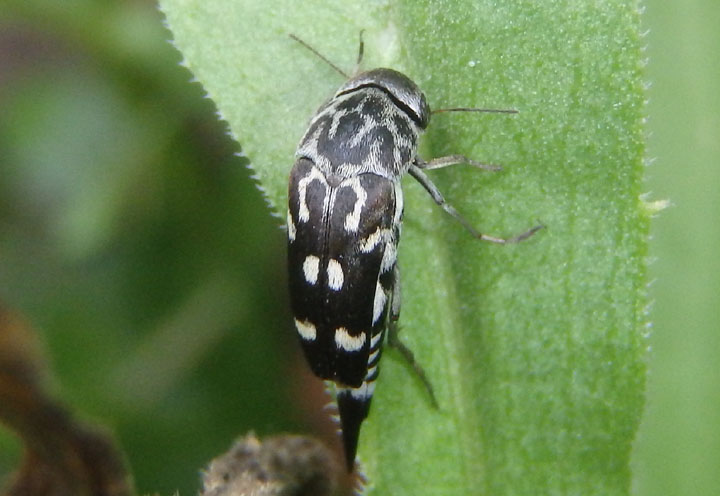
159,1,649,494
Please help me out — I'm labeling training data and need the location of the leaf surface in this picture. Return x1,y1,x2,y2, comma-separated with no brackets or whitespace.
160,1,650,494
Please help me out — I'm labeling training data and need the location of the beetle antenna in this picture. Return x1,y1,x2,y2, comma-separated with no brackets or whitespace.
289,33,349,79
352,30,365,75
432,107,518,114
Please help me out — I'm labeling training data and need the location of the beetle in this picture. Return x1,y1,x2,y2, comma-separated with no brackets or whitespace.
286,33,541,471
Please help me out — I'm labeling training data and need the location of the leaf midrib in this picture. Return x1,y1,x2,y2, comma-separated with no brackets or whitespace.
422,192,486,493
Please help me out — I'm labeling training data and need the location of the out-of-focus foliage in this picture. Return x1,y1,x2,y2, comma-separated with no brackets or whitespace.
0,307,133,496
0,1,305,494
0,1,718,496
633,1,720,495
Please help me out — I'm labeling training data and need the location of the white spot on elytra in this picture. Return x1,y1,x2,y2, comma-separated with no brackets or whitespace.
359,227,389,253
297,167,327,223
380,241,397,274
294,319,317,341
342,177,367,232
287,210,296,242
393,181,404,226
370,331,383,348
303,255,320,285
335,327,366,352
327,258,344,291
366,364,378,378
368,348,379,365
372,282,387,324
345,381,376,401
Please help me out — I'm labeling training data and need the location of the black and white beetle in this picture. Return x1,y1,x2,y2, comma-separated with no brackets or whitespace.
286,34,541,471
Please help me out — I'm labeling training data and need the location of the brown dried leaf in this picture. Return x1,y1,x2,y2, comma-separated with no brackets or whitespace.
0,305,133,496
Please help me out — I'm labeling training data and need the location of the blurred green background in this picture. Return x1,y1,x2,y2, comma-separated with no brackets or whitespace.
0,1,717,495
